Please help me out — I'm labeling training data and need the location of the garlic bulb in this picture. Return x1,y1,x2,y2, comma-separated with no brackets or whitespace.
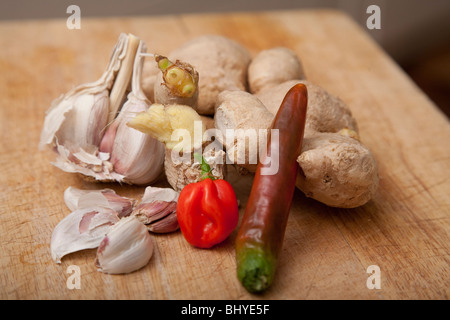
95,216,154,274
50,206,120,263
39,33,165,185
40,33,128,150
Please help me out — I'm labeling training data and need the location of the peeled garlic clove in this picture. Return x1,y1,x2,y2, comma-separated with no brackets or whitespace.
63,186,135,218
95,216,153,274
50,206,119,263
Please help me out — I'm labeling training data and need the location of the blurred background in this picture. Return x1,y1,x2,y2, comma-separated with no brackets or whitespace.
1,0,449,117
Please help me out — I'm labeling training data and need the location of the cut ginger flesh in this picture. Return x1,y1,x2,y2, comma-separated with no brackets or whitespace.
127,104,205,150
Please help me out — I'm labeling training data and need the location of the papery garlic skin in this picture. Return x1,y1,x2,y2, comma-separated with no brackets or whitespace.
52,143,125,182
50,206,119,263
141,186,180,203
63,186,135,218
54,90,109,152
95,216,153,274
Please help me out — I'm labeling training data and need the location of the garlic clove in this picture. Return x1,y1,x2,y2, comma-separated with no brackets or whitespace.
132,186,180,233
102,40,165,185
50,206,120,263
108,96,165,185
95,216,153,274
101,192,135,218
63,186,106,211
133,201,178,233
147,209,179,233
63,186,135,218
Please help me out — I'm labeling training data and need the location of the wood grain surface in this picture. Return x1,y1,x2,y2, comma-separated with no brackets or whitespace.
0,10,449,300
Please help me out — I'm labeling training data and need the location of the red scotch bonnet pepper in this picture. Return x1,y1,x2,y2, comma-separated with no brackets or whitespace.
176,154,239,248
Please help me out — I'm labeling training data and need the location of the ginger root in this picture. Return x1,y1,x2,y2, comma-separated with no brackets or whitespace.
248,47,306,94
164,146,226,192
136,38,378,208
257,79,359,133
168,35,251,115
214,90,273,173
214,47,378,208
153,55,199,108
296,132,378,208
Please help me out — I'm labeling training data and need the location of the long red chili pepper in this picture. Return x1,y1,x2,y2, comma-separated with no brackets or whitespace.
235,83,308,293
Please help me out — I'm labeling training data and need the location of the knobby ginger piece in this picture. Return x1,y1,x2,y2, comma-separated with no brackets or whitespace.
169,35,251,115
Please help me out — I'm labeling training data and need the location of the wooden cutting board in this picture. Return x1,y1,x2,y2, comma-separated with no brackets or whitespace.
0,10,449,300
